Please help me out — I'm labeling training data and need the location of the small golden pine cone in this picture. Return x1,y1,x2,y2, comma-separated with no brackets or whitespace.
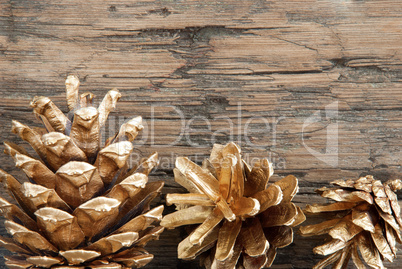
161,142,305,269
300,175,402,269
0,75,164,268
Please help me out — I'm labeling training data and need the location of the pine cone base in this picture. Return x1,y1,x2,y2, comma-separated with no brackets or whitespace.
0,76,164,268
300,176,402,269
161,143,305,269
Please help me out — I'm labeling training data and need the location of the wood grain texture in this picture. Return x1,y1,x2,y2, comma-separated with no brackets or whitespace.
0,0,401,268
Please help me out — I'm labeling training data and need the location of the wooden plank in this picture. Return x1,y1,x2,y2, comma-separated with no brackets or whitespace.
0,0,401,268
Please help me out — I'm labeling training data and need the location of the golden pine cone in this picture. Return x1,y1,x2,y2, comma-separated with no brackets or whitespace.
161,142,305,269
0,75,164,268
300,175,402,269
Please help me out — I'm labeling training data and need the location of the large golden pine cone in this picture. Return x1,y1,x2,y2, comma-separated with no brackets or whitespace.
300,175,402,269
161,142,305,268
0,75,164,268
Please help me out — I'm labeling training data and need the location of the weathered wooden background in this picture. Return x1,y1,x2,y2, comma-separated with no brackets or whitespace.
0,0,401,268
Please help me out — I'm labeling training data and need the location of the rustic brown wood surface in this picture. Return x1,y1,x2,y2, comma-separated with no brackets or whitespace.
0,0,401,268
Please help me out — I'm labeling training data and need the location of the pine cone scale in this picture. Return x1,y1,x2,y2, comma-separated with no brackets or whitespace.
238,218,269,258
328,215,363,242
313,239,347,256
215,218,242,261
299,218,341,236
259,202,298,227
178,225,219,260
251,184,282,212
371,223,394,262
351,207,376,232
175,157,221,202
384,222,398,255
357,232,384,269
189,208,224,246
243,159,272,197
34,207,85,250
